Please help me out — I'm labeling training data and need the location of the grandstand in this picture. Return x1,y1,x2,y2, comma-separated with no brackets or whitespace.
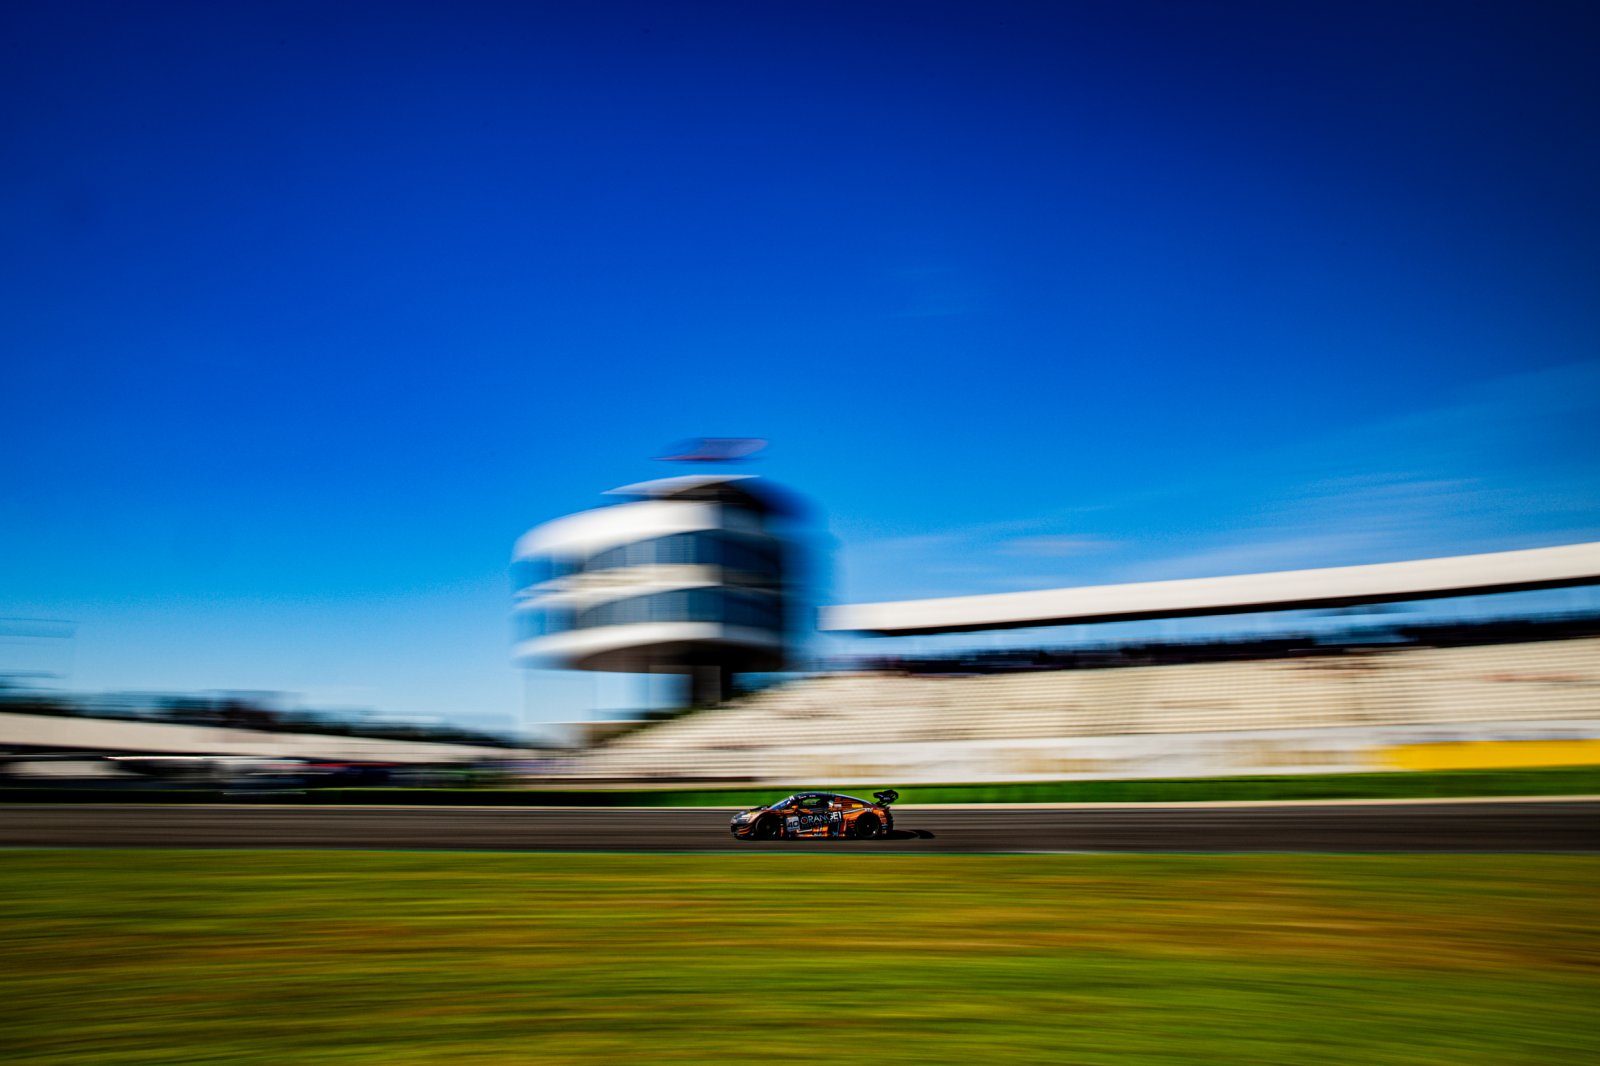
509,509,1600,784
561,631,1600,784
0,687,538,773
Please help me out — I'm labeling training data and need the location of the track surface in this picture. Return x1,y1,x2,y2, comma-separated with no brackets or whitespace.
3,801,1596,852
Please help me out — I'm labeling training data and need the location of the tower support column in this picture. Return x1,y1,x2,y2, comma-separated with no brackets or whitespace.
689,665,734,708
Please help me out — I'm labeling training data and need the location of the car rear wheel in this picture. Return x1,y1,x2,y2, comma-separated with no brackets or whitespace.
752,815,781,840
854,814,881,839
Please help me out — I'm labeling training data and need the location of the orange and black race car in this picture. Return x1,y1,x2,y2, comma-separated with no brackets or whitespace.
729,790,898,840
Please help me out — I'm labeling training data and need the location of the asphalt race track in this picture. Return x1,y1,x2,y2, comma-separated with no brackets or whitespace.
2,801,1596,852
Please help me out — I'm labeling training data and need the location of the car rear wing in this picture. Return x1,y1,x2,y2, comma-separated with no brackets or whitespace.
873,789,899,806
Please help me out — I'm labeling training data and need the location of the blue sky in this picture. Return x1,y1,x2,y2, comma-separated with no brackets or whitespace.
3,2,1597,734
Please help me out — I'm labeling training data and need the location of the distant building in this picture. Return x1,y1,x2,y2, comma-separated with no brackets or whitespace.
512,475,805,706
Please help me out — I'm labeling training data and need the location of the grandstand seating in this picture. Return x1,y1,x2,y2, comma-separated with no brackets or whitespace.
565,637,1600,781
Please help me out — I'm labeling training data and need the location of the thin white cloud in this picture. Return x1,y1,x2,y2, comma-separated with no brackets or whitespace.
836,523,1115,601
832,359,1600,603
1001,535,1117,557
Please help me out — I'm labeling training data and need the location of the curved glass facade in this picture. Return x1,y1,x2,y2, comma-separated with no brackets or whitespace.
576,588,782,631
514,606,574,643
512,531,782,596
511,557,578,590
517,589,784,641
581,530,781,578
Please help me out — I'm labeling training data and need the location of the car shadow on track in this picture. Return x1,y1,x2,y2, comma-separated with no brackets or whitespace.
886,829,934,840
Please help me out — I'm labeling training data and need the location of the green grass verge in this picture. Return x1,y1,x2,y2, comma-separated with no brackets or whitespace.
633,765,1600,807
4,764,1598,806
2,850,1596,1065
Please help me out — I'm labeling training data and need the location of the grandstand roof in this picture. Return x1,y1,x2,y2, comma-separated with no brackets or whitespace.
822,541,1600,636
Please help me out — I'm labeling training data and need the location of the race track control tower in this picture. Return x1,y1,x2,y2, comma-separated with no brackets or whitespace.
512,475,803,707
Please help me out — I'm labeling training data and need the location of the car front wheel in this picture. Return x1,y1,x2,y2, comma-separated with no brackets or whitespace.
752,815,781,840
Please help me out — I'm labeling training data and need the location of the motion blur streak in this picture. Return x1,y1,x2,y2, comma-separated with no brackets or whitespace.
3,801,1595,852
